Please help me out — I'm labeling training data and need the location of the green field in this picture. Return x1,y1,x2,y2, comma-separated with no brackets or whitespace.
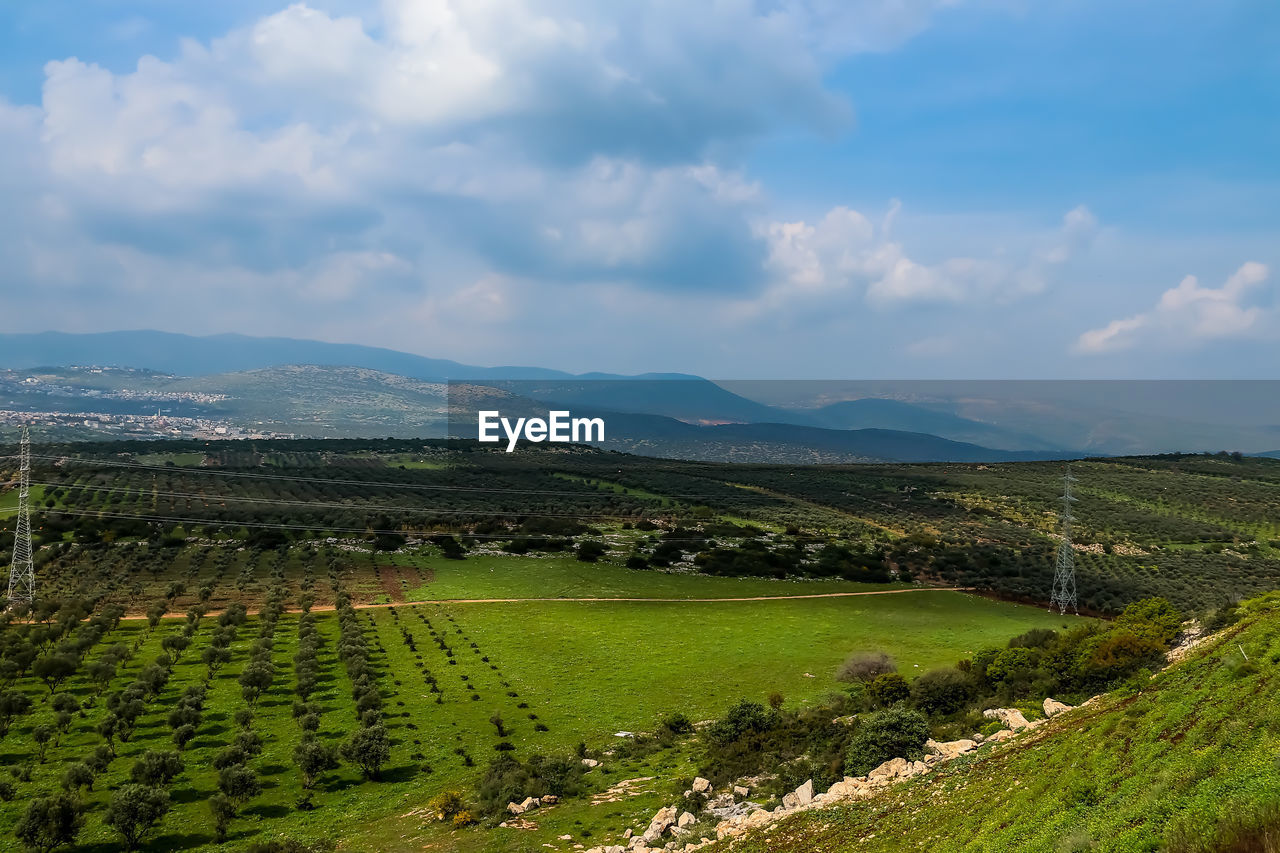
711,593,1280,853
0,580,1078,852
394,552,915,601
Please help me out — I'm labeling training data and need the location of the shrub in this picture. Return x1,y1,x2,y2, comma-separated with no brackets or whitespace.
910,668,975,717
706,701,774,746
836,650,896,684
869,673,910,707
844,707,930,776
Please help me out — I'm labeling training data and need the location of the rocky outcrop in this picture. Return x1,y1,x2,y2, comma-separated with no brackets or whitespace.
926,738,978,758
585,696,1078,853
983,707,1031,730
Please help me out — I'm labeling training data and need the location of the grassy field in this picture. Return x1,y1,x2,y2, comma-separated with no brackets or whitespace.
0,586,1080,852
710,594,1280,853
394,552,916,602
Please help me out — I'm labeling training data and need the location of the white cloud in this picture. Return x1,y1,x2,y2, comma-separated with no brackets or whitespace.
756,202,1097,309
1075,262,1271,353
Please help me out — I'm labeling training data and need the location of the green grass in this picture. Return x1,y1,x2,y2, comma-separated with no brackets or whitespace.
395,551,917,601
0,590,1079,852
709,594,1280,853
0,485,45,518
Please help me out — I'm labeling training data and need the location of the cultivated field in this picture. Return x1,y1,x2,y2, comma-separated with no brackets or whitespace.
1,440,1274,851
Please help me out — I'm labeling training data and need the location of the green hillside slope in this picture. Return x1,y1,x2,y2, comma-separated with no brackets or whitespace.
714,594,1280,853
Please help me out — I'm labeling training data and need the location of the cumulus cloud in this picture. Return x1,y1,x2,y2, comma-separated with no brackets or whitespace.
1075,262,1272,353
755,202,1097,310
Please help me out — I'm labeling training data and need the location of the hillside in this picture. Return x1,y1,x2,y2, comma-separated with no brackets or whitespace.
709,594,1280,853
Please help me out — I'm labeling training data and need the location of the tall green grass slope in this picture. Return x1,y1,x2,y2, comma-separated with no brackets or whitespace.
713,593,1280,853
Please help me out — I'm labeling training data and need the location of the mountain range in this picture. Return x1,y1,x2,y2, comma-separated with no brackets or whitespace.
3,330,1278,460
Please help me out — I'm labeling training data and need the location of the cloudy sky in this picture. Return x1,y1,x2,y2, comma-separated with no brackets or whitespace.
1,1,1276,378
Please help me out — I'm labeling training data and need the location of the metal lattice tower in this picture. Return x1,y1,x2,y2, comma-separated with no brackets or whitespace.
1049,466,1078,615
7,427,35,606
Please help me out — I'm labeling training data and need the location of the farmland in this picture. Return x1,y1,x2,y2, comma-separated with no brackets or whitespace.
0,439,1277,851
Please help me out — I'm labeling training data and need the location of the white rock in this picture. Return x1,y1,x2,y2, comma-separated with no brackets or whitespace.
982,707,1030,730
926,738,977,759
692,777,712,794
733,785,749,797
678,812,696,828
794,779,813,805
507,801,525,815
1043,697,1073,717
582,758,601,768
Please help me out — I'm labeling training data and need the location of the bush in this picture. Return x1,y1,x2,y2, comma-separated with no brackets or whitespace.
910,668,975,717
706,701,774,746
660,712,694,735
836,650,896,684
476,753,586,815
844,707,930,776
869,673,910,707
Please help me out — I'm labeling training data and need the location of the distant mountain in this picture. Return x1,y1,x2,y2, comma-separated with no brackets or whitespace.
0,330,571,381
481,377,809,427
806,398,1064,452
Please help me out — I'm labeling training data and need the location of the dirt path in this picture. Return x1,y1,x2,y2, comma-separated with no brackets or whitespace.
120,587,974,620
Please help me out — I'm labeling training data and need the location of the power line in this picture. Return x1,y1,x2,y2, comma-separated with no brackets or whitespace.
1049,466,1078,615
7,428,35,605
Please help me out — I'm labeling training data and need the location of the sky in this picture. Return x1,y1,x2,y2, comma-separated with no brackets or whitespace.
0,0,1276,378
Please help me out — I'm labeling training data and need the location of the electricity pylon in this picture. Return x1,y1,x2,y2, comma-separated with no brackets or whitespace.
7,427,34,606
1049,466,1078,615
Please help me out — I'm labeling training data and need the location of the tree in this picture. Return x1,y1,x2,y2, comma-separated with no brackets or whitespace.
32,654,77,694
14,792,84,853
341,724,391,779
161,634,191,661
172,724,197,751
207,794,235,842
130,750,184,786
845,707,931,776
60,763,95,794
293,738,339,789
96,714,118,755
32,724,54,762
202,645,232,677
105,784,170,850
218,764,262,806
0,690,33,736
239,661,275,706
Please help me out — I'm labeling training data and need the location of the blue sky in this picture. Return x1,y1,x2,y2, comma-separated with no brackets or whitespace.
0,0,1276,378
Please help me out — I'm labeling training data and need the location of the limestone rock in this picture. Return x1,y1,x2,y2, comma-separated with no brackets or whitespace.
733,785,749,797
678,812,696,828
582,758,601,768
794,779,813,805
642,805,678,842
1043,697,1073,717
692,777,712,794
983,707,1030,730
869,757,909,781
507,801,525,815
926,738,977,759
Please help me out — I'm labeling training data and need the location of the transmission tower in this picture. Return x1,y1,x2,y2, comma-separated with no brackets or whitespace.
7,427,35,606
1049,466,1078,615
